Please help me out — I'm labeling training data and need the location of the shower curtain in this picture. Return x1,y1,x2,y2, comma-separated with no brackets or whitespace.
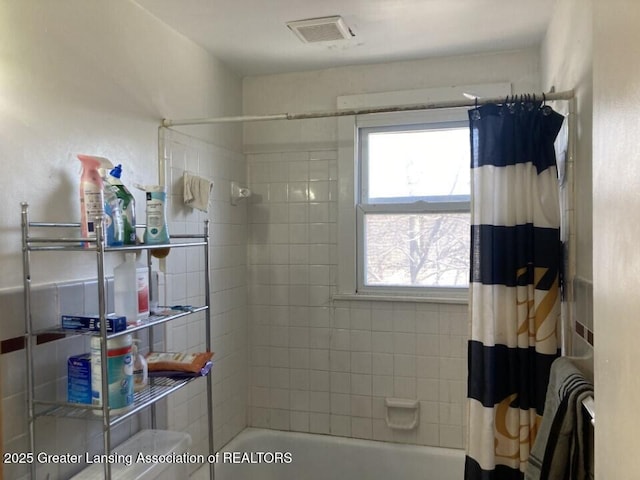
465,99,565,479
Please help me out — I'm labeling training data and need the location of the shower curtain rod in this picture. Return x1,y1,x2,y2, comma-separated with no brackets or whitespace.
162,89,574,127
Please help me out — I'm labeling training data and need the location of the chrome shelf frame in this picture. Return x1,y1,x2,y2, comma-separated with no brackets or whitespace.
33,376,200,427
21,203,214,480
32,306,209,340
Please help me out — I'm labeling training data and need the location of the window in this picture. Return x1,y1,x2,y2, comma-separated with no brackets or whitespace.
356,120,470,296
336,84,510,300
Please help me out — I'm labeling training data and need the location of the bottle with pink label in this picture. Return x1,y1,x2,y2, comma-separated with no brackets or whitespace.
77,154,104,246
114,253,149,325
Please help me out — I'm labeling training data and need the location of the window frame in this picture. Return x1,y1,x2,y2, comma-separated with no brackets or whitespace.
355,117,471,298
335,83,511,302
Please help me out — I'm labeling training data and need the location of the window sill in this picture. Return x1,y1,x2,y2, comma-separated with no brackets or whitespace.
331,293,468,305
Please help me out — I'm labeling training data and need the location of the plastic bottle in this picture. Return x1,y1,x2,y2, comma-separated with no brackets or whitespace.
114,253,149,325
78,155,104,246
97,159,124,247
135,255,150,321
108,165,137,245
131,339,148,392
114,253,139,326
137,184,170,258
103,186,124,247
91,334,133,415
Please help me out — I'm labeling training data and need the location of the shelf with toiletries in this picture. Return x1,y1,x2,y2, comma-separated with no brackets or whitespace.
31,305,209,340
21,197,214,480
33,375,200,426
24,226,208,252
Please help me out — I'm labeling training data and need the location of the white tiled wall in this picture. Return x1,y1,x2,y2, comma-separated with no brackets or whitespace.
0,280,148,480
246,148,468,449
0,128,249,479
160,128,248,467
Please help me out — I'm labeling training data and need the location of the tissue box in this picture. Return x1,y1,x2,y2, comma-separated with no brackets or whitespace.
67,353,91,404
61,313,127,333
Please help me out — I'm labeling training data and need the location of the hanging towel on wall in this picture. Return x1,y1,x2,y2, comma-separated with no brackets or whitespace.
525,357,594,480
183,172,213,213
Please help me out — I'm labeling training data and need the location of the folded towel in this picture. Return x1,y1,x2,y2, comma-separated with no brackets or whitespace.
183,172,213,213
525,357,594,480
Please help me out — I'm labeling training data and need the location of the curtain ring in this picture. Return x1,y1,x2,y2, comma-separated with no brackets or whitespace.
471,97,481,120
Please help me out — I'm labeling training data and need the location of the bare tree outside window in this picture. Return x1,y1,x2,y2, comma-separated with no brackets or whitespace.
365,213,470,287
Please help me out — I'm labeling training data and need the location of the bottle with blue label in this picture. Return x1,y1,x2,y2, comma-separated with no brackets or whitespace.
91,334,133,415
107,164,137,245
95,157,124,247
102,181,124,247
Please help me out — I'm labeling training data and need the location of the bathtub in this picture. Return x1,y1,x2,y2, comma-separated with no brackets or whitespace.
213,428,465,480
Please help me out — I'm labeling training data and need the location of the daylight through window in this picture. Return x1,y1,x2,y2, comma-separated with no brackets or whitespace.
357,122,470,293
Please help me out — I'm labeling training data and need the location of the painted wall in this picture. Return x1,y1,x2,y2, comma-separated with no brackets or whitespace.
0,0,242,289
0,1,245,478
244,49,540,152
541,0,593,354
243,49,540,448
593,1,640,476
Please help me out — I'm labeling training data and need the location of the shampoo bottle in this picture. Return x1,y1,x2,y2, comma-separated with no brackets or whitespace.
78,154,104,246
108,165,137,245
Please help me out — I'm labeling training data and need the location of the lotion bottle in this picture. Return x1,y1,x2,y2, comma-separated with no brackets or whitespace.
136,184,170,258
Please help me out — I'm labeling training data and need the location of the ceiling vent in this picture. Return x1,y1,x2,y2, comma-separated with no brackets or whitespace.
286,15,354,43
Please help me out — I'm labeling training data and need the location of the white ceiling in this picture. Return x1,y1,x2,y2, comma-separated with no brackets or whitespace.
134,0,557,77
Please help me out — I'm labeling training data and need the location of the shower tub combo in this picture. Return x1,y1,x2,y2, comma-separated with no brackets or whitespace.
212,428,465,480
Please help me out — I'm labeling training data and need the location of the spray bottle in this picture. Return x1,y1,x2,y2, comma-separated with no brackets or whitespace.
97,158,124,247
78,154,104,246
107,165,137,245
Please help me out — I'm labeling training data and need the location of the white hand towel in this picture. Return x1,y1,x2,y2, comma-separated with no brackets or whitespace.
183,172,213,213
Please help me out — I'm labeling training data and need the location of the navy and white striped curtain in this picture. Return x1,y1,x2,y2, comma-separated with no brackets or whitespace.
465,100,565,479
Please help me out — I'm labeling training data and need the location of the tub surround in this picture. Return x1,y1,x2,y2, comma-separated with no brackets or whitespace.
246,147,468,448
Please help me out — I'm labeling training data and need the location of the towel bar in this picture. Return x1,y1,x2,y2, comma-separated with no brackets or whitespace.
582,395,595,426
